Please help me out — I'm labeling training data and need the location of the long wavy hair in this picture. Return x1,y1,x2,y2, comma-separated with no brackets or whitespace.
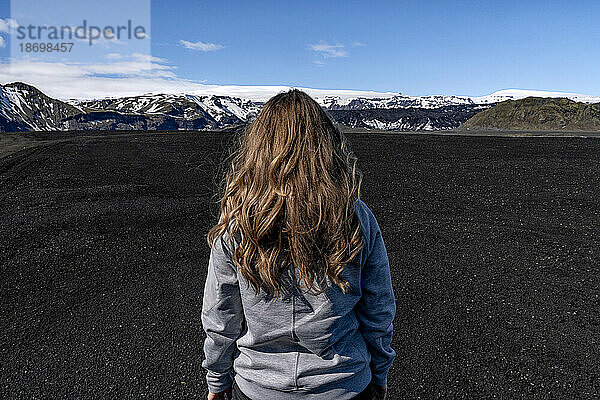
207,89,364,298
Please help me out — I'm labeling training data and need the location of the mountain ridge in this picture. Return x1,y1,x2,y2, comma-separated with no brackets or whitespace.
2,82,599,133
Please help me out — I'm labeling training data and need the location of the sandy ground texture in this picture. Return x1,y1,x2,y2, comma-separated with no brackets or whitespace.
1,131,599,398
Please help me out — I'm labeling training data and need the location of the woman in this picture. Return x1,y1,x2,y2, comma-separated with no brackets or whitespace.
201,89,396,400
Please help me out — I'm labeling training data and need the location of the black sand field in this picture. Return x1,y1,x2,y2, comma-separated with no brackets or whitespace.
1,131,599,399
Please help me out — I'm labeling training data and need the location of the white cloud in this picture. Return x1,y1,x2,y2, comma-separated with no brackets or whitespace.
308,41,348,58
0,18,19,33
351,42,366,47
179,40,224,52
0,36,5,48
105,53,123,60
131,53,167,63
84,60,175,77
0,55,397,101
0,54,179,98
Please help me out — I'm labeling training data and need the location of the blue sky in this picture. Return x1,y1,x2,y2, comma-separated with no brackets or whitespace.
1,0,599,98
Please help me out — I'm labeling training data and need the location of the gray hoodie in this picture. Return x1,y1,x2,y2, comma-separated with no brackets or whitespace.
201,199,396,399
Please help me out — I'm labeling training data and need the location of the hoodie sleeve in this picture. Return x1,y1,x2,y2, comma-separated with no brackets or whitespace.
354,200,397,386
201,233,245,393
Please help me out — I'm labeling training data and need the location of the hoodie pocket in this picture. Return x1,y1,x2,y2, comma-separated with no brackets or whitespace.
331,331,370,369
349,331,370,364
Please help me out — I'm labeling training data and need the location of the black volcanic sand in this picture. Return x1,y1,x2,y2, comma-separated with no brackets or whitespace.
1,131,599,398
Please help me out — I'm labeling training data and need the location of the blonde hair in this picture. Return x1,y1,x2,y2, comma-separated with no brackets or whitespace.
207,89,363,298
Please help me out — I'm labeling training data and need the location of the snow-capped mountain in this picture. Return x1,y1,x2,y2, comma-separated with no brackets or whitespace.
62,93,264,131
471,89,600,104
0,82,81,131
2,83,264,132
73,93,262,123
1,82,599,133
315,89,600,110
327,106,489,131
318,94,476,110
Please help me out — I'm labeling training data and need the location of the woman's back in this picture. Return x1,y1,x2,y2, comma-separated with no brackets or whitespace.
200,89,396,399
202,199,396,399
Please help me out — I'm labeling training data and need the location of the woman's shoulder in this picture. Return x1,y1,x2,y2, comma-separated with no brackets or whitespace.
354,198,370,216
353,198,384,262
354,198,377,230
210,216,242,258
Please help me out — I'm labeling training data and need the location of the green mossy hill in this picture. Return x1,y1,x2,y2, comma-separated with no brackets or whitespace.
460,97,600,131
